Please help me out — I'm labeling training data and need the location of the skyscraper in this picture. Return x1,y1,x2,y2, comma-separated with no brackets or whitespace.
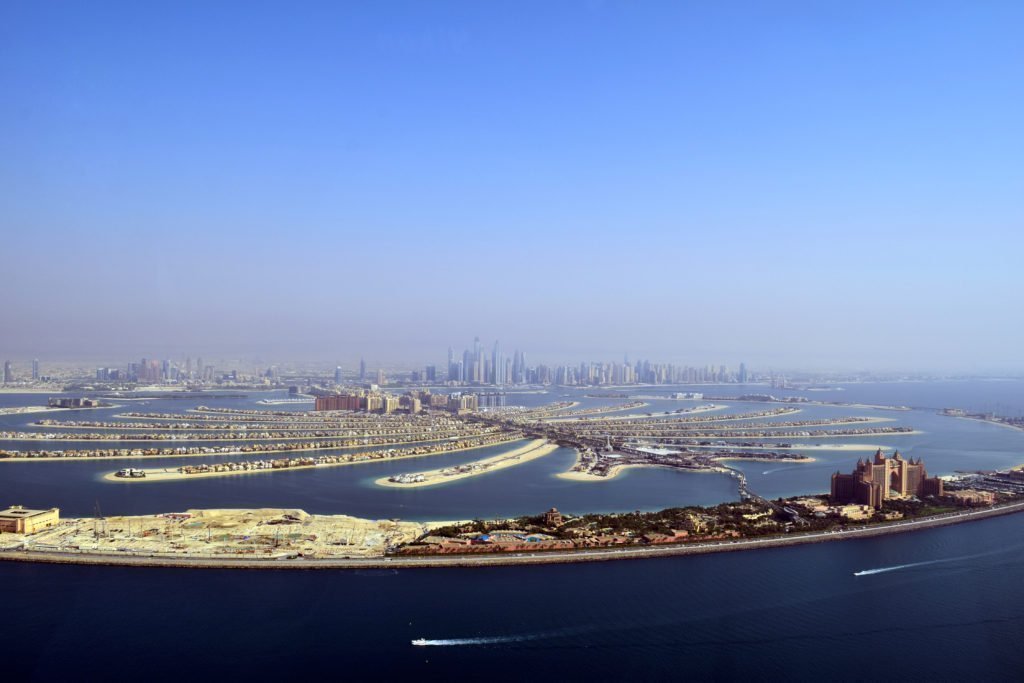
492,340,502,386
359,358,366,381
474,336,482,383
334,366,343,384
31,359,39,381
3,361,12,384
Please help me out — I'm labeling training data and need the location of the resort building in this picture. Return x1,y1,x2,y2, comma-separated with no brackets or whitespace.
831,450,943,508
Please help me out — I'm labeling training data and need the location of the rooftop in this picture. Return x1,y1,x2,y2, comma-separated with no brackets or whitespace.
0,505,57,519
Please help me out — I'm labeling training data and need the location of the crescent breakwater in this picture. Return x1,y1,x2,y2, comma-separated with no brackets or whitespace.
4,500,1024,571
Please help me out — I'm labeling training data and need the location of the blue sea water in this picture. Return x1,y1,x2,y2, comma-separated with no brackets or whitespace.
2,380,1024,679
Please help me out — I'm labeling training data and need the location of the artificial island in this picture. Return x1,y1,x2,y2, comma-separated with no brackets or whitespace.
1,346,1023,569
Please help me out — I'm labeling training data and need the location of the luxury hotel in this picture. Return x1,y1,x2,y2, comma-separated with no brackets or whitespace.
831,450,943,508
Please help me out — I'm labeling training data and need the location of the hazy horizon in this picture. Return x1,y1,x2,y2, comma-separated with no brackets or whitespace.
3,2,1022,373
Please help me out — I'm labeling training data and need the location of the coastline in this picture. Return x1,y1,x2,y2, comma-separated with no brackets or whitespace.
555,462,714,482
0,433,500,462
101,437,528,483
3,500,1022,570
373,439,559,488
722,429,923,439
0,404,120,416
950,415,1024,433
555,455,815,483
684,443,882,452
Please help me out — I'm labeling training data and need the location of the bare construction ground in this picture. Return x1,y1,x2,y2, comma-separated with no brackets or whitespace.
1,509,434,560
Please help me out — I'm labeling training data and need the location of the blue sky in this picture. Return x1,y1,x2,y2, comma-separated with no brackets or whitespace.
1,2,1021,371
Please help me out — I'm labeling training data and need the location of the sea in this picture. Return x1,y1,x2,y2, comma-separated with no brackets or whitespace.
3,380,1024,680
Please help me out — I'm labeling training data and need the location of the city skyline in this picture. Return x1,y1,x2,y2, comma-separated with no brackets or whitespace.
2,3,1022,372
2,3,1024,677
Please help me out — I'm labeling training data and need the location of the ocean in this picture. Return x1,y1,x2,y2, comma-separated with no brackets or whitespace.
3,380,1024,679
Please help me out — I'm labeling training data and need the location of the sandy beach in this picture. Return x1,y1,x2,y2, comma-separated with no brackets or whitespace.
0,406,62,416
555,462,731,483
951,415,1024,433
374,439,559,488
556,455,815,483
542,402,651,422
101,437,527,483
683,443,884,452
0,433,499,462
733,429,923,439
0,404,120,417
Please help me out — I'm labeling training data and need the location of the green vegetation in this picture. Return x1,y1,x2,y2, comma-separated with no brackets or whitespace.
430,502,789,541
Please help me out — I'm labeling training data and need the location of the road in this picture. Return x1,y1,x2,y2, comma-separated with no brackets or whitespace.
4,500,1024,571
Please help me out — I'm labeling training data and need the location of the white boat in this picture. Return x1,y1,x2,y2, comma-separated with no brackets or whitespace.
411,638,428,646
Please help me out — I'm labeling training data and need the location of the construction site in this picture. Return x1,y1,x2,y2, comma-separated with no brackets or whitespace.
0,508,431,560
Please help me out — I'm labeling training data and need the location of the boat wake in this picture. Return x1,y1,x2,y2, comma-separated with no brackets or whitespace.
854,547,1017,577
854,559,949,576
412,635,533,647
761,466,801,476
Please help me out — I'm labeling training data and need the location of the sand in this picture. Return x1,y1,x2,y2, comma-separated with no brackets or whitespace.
0,433,498,462
733,430,924,439
101,437,527,483
951,415,1024,433
0,406,62,416
555,463,727,483
374,439,560,488
542,403,650,422
13,508,428,560
683,443,883,452
556,454,815,483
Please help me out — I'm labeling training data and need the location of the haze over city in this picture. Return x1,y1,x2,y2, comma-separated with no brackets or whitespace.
3,2,1022,371
6,3,1024,681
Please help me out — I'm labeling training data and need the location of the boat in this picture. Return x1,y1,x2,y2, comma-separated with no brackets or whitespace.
411,638,428,646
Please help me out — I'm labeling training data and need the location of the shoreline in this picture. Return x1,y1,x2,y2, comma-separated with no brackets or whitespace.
100,437,528,483
683,443,882,452
0,424,915,444
0,433,501,462
3,501,1022,570
694,429,924,440
950,415,1024,433
0,404,120,416
373,440,559,488
555,456,815,483
555,463,716,482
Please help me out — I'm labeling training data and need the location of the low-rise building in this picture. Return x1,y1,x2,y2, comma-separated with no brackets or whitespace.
0,505,60,534
946,489,997,506
831,504,873,520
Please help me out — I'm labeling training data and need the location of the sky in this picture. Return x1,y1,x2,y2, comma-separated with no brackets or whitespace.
1,1,1022,372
